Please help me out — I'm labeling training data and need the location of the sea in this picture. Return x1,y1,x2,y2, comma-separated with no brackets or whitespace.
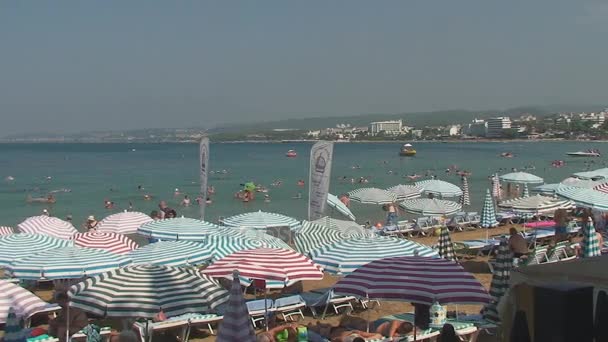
0,141,606,229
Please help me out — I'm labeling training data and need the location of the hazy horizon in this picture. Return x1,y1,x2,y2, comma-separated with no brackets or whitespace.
2,1,607,136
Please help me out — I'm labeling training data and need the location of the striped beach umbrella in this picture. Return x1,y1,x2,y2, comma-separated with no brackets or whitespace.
3,308,25,342
129,241,212,266
72,232,139,254
460,177,471,206
294,221,369,254
309,237,439,275
0,234,72,268
386,184,423,201
481,189,498,228
556,186,608,211
399,198,462,216
8,247,131,280
499,171,544,184
137,217,220,241
311,217,370,236
0,280,56,324
482,239,513,322
498,194,574,217
532,183,561,196
222,210,301,231
69,265,229,318
0,226,14,236
326,193,356,221
593,182,608,194
17,216,77,240
333,256,490,305
347,188,397,205
415,179,463,198
202,228,292,261
437,227,457,261
582,219,601,258
202,248,323,288
522,184,530,198
216,271,256,342
96,211,153,235
492,174,502,200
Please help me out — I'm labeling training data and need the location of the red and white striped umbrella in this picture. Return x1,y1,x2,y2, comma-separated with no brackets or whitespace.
0,227,14,236
72,232,139,254
17,216,77,240
96,211,153,234
333,256,490,305
202,248,323,286
593,182,608,194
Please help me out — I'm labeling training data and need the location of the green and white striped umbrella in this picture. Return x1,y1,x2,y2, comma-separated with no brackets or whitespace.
129,241,213,266
386,185,422,201
556,186,608,211
294,221,369,254
222,210,301,231
522,184,530,198
582,219,601,258
437,227,457,261
69,265,229,318
326,193,356,221
483,239,513,322
309,236,439,275
0,234,73,268
203,228,291,260
347,188,397,205
480,189,498,228
311,216,370,236
399,198,461,216
499,171,544,184
8,247,131,280
498,194,574,217
460,177,471,206
415,179,463,198
137,217,220,241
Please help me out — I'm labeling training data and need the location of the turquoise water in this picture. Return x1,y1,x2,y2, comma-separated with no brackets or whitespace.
0,141,606,228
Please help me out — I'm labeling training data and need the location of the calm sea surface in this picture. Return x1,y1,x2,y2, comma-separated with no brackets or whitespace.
0,141,606,228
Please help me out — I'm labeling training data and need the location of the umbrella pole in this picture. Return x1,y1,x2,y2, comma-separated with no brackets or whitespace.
264,286,269,331
65,304,70,342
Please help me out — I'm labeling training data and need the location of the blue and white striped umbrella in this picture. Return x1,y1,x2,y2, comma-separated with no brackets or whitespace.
311,216,370,236
499,172,544,184
129,241,213,266
203,228,291,260
386,185,423,201
532,183,561,196
137,217,220,241
8,247,131,280
309,236,439,275
222,210,301,231
0,234,73,268
326,193,356,221
399,198,462,216
582,219,601,258
556,186,608,211
480,189,498,228
216,271,256,342
347,188,397,205
415,180,463,198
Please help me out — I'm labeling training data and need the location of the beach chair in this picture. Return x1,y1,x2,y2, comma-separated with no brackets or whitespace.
413,217,434,237
132,316,190,342
71,327,112,342
246,298,275,328
466,212,481,227
546,241,576,262
360,298,381,309
519,245,549,266
185,313,223,338
273,295,306,322
299,290,356,317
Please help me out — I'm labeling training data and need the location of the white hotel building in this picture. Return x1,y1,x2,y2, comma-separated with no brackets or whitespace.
486,117,512,138
369,120,403,136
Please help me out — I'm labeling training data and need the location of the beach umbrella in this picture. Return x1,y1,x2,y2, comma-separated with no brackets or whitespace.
480,189,498,229
222,210,301,232
491,174,502,200
216,271,256,342
17,216,77,240
386,184,423,201
326,193,356,221
572,168,608,180
498,194,574,217
522,184,530,198
532,183,561,196
8,246,131,280
311,216,370,236
415,179,463,198
3,308,25,342
0,280,57,324
437,227,457,261
96,211,153,235
399,198,461,216
561,177,603,189
582,219,601,258
556,186,608,210
0,234,72,268
309,237,439,275
294,221,369,254
499,171,544,184
333,256,490,305
129,241,212,266
137,217,220,241
460,177,471,206
72,232,139,255
482,239,513,322
347,187,397,205
202,248,323,288
201,228,292,261
0,226,14,236
593,182,608,194
69,265,229,318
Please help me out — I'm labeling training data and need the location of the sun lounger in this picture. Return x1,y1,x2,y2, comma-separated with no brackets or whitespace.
519,245,549,266
546,241,576,262
246,298,275,328
71,327,112,341
300,290,356,317
413,217,435,236
273,295,306,322
132,314,197,342
184,313,223,338
24,303,61,328
376,313,478,342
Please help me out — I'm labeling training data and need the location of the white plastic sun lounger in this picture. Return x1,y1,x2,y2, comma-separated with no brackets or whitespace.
247,298,275,328
273,295,306,322
133,317,190,342
184,313,223,338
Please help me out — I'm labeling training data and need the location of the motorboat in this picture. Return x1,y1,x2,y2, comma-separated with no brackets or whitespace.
285,149,297,158
399,144,416,156
566,150,600,157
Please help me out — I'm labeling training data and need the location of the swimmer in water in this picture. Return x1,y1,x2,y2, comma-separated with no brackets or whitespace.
143,194,152,201
264,194,271,203
293,192,303,199
181,195,191,207
297,180,305,187
104,200,114,209
174,188,181,197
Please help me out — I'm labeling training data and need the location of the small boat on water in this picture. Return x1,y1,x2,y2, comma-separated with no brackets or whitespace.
566,149,600,157
285,149,297,158
399,144,416,157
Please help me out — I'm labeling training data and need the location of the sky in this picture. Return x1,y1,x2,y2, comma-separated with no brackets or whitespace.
1,0,607,136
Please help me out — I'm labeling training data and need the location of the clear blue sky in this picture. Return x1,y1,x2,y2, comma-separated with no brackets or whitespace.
1,0,607,135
